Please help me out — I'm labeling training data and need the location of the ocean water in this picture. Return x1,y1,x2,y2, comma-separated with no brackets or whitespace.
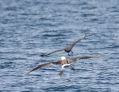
0,0,119,92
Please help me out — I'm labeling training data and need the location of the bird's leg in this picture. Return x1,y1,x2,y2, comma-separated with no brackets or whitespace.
71,50,73,55
40,53,47,57
70,65,75,71
68,51,73,56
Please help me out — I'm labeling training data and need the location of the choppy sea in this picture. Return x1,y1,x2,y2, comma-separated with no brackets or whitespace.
0,0,119,92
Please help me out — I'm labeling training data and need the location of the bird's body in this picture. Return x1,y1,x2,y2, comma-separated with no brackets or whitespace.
40,35,87,57
27,55,97,74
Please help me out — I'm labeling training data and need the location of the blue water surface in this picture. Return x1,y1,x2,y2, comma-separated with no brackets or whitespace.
0,0,119,92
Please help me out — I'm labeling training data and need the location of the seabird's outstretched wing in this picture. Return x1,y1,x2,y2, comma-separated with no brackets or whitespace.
68,33,94,50
27,60,62,74
40,49,64,57
69,35,87,49
70,55,99,63
27,62,53,74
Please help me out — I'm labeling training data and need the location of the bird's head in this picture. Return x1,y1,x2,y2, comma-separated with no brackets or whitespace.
61,56,66,61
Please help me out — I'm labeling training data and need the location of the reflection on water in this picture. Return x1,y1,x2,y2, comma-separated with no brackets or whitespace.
0,0,119,91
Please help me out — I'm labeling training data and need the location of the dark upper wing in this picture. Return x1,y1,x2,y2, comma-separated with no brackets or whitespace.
52,60,62,65
69,35,86,49
40,49,64,57
70,33,95,48
70,55,99,63
27,62,53,74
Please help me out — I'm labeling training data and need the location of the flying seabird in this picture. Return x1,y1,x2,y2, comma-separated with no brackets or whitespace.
27,55,99,75
40,35,88,57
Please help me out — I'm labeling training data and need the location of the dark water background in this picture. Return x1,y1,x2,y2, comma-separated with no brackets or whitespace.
0,0,119,92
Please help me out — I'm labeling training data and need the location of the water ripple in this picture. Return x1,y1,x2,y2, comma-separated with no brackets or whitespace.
0,0,119,92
